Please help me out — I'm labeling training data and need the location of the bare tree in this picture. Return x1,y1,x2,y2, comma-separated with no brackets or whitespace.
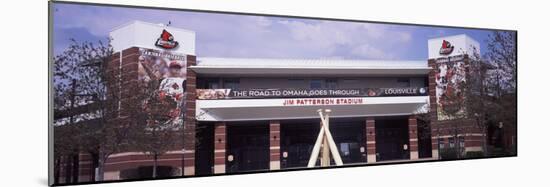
135,88,183,178
485,32,517,148
52,122,80,183
486,31,517,93
462,31,517,156
437,31,517,157
53,39,142,181
463,50,490,156
133,59,184,178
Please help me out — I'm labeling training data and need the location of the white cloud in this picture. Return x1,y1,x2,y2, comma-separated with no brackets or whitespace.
279,20,353,50
251,16,273,27
54,4,415,60
398,32,412,42
351,44,394,59
276,19,412,59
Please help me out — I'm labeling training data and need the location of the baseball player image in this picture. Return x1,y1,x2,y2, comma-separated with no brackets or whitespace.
158,61,186,124
140,55,187,127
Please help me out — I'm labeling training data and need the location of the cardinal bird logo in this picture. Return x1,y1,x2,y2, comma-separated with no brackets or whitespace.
155,29,179,49
367,89,377,97
171,82,179,90
439,40,454,55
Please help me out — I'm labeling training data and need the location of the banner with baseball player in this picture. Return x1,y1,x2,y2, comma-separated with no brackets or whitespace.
138,48,187,129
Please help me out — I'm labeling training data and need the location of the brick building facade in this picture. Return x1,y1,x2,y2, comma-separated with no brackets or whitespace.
53,21,514,184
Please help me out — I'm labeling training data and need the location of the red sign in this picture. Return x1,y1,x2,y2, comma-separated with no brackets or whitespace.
283,98,364,106
439,40,454,55
155,29,179,49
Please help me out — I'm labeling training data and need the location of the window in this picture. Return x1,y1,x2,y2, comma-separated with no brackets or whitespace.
288,79,305,88
223,78,240,89
326,79,338,89
340,143,350,156
198,78,220,89
397,78,411,87
310,79,324,89
342,79,358,84
205,78,220,89
438,138,445,149
448,137,455,148
208,82,220,89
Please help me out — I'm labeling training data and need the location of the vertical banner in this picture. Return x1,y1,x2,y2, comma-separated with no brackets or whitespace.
138,48,187,127
434,57,467,120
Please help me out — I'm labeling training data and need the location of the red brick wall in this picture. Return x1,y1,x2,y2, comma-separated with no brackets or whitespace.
77,153,95,182
365,117,376,163
101,48,194,177
408,115,419,159
428,56,485,155
104,153,185,172
183,55,197,176
213,122,226,174
269,121,281,170
115,47,140,118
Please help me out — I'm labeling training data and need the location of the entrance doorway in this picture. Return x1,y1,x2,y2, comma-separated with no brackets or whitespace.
280,120,319,168
226,122,269,173
280,118,366,169
195,122,214,175
375,117,410,161
417,119,433,158
330,118,367,164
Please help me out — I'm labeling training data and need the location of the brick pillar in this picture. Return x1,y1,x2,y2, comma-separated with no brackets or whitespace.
408,115,419,160
365,117,376,163
117,47,140,117
431,123,440,159
183,55,197,176
77,153,94,182
465,132,483,153
269,121,281,170
213,122,226,174
428,59,439,159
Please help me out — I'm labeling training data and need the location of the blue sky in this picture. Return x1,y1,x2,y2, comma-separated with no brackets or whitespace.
53,3,499,61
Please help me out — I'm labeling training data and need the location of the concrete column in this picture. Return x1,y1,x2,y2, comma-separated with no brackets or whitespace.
183,55,197,176
408,116,419,160
365,117,376,163
213,122,226,174
269,121,281,170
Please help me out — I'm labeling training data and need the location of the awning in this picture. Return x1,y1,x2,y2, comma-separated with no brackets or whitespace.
192,58,431,77
196,96,429,121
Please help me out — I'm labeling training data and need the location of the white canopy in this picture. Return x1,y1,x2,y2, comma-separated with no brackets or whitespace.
196,96,429,121
192,58,431,77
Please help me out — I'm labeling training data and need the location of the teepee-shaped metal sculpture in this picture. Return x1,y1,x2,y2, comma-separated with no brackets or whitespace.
307,109,343,167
